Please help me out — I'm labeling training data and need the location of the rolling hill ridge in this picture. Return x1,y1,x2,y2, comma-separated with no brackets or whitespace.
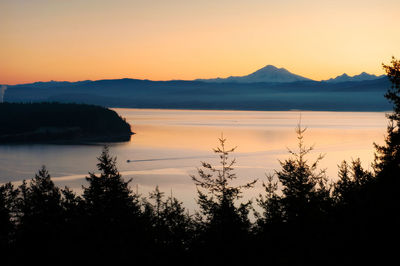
1,66,390,111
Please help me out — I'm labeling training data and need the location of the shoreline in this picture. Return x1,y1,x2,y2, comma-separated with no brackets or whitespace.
111,106,392,113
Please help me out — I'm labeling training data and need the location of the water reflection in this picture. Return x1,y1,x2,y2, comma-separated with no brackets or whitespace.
0,109,389,211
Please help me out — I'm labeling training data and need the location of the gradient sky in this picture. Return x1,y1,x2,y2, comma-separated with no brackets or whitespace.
1,0,399,84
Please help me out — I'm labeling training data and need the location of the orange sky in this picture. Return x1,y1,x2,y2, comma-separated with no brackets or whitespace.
1,0,399,85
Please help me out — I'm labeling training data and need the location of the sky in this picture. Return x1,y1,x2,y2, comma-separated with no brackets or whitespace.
1,0,399,85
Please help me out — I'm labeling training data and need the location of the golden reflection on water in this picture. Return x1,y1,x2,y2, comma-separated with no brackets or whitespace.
1,108,389,212
107,109,389,210
131,124,385,155
114,109,387,211
111,109,388,184
117,109,387,155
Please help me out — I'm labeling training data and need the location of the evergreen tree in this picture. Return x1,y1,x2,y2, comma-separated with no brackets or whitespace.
60,186,82,221
333,159,373,204
273,125,331,224
15,166,63,229
332,160,352,203
27,166,62,218
374,56,400,174
12,166,66,263
191,135,257,262
142,186,193,261
255,125,332,265
372,57,400,238
327,58,400,265
255,174,283,226
0,183,16,251
365,57,400,264
83,146,140,219
81,146,145,263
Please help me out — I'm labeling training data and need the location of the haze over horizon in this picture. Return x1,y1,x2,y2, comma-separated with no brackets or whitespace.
1,0,399,85
1,64,387,86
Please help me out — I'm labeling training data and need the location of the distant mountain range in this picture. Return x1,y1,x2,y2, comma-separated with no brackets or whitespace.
323,72,385,83
1,65,391,111
197,65,384,84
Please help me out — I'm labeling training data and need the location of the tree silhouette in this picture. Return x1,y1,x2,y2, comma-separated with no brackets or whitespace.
255,125,332,265
374,56,400,174
333,159,373,205
255,174,283,226
191,135,257,263
325,57,400,265
0,183,16,254
81,146,146,263
362,57,400,264
15,166,63,231
274,125,330,223
83,146,140,218
142,186,193,262
11,166,68,263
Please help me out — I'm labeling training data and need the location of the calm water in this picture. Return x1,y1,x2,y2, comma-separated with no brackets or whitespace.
0,109,389,210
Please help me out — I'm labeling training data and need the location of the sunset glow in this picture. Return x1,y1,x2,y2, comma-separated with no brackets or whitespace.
1,0,399,84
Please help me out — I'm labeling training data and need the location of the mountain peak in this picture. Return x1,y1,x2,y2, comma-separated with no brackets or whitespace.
255,65,288,73
197,65,383,84
197,65,311,83
262,64,280,69
243,65,310,83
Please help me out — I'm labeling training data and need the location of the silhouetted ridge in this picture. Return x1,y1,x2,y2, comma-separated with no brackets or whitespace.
324,72,384,83
4,73,391,111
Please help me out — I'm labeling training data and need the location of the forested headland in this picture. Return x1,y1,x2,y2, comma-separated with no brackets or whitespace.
0,58,399,265
0,102,133,143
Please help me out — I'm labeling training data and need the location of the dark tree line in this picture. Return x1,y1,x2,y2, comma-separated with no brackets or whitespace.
0,59,400,265
0,102,132,143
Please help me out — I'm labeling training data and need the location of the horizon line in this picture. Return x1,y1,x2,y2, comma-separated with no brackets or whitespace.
1,68,385,86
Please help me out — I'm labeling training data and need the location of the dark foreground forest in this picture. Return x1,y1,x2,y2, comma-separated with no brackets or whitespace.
0,102,133,143
0,59,400,265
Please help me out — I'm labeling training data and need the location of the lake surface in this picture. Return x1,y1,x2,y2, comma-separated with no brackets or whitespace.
0,109,389,211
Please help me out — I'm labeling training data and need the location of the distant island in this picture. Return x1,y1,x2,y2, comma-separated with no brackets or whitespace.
0,102,133,143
